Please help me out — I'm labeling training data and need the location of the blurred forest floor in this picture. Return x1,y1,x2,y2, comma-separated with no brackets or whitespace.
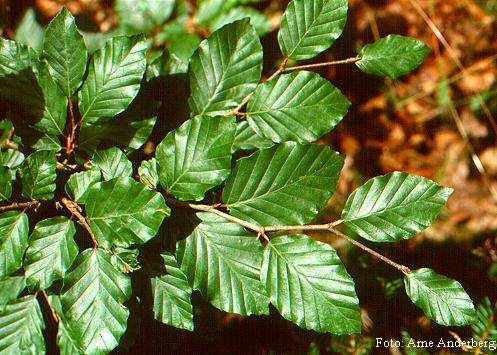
2,0,497,354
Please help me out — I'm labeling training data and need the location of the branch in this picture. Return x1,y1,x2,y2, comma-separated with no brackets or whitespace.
283,56,361,72
61,197,98,248
167,197,411,275
39,290,59,323
65,97,77,155
0,200,39,212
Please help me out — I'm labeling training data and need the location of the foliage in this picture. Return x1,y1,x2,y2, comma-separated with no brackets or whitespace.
0,0,477,353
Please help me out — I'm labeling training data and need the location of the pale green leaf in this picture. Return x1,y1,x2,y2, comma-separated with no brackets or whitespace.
116,0,175,33
48,296,84,355
341,172,453,242
0,276,25,310
138,158,159,189
92,147,133,181
210,7,272,36
85,177,170,248
32,135,61,152
0,167,12,201
404,268,476,326
0,295,45,354
262,234,361,334
24,216,78,290
164,33,201,75
176,212,269,315
65,168,102,203
247,71,350,143
15,8,44,52
110,247,141,273
232,120,273,152
278,0,348,60
222,142,344,226
60,248,131,354
78,36,147,124
156,115,236,201
20,150,57,200
43,7,88,95
188,19,263,116
151,252,193,330
0,211,29,279
356,35,430,79
0,149,24,169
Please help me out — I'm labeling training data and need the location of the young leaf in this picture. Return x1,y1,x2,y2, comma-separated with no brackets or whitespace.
209,7,272,36
0,167,12,201
278,0,348,60
471,298,497,348
0,295,45,354
176,212,269,316
222,142,344,226
20,150,57,200
262,235,361,334
0,211,29,279
156,115,236,201
43,7,88,96
138,158,159,189
85,177,170,248
247,71,350,143
232,120,273,152
60,248,131,354
188,19,263,116
24,216,78,290
151,252,194,331
65,168,101,203
341,172,453,242
92,147,133,181
0,276,25,310
404,268,476,326
356,35,430,79
78,36,147,124
116,0,175,33
15,8,44,52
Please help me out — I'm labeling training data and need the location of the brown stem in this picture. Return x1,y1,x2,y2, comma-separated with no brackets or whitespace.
0,200,39,212
66,97,77,155
283,56,361,72
61,197,98,248
40,290,59,323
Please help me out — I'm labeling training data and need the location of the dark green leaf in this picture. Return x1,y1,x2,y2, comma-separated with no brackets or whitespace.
0,276,25,310
404,268,476,326
85,177,170,248
247,71,350,143
138,158,159,189
92,147,133,181
156,115,236,201
78,36,147,124
48,296,84,355
188,19,263,116
65,168,101,203
60,248,131,354
262,235,361,333
0,211,29,279
20,150,57,200
24,216,78,290
232,120,273,152
278,0,348,60
356,35,430,79
341,172,453,242
43,7,88,95
222,142,344,226
176,212,269,315
0,167,12,201
151,252,193,330
15,8,44,52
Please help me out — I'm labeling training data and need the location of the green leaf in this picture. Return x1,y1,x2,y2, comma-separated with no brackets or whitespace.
356,35,430,79
20,150,57,200
164,33,201,75
247,71,350,143
262,235,361,333
0,276,25,310
209,7,272,36
78,36,147,124
48,296,84,355
0,149,24,169
278,0,348,60
43,7,88,96
24,216,78,290
0,295,45,354
116,0,175,33
341,172,453,242
92,147,133,181
232,120,273,152
188,19,263,116
0,167,12,201
222,142,344,226
156,115,236,201
404,268,476,326
151,252,193,331
85,177,170,248
110,247,141,273
0,211,29,279
15,8,44,52
176,212,269,315
60,248,131,354
65,168,102,203
32,135,62,152
0,39,36,77
138,158,159,189
471,298,497,348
